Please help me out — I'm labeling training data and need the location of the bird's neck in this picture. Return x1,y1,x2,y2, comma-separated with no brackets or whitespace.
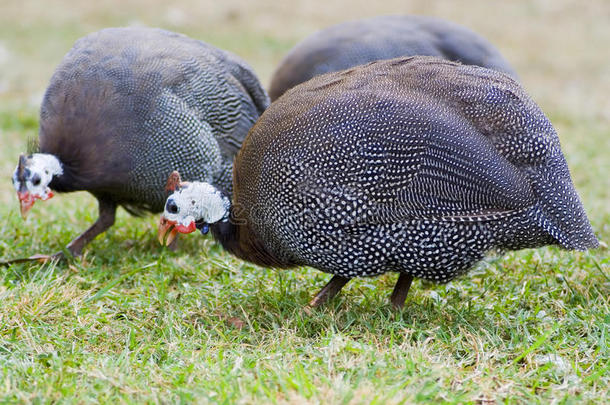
46,156,79,192
211,208,293,269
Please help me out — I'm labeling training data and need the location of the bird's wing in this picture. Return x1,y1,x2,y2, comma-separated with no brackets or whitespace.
217,52,271,158
222,51,271,116
259,57,544,227
344,102,535,225
187,46,269,159
285,93,537,228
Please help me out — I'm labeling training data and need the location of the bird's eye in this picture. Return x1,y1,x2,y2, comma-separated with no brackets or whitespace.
31,174,41,186
166,199,179,214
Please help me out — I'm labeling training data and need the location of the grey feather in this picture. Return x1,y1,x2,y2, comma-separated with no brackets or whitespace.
269,15,516,101
234,57,597,283
40,27,269,212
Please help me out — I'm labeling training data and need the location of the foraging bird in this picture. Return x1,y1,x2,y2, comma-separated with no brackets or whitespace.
269,15,516,101
11,27,269,259
159,57,598,308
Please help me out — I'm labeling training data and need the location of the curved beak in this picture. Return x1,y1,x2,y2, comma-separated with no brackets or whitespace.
158,217,179,246
17,191,34,219
158,216,198,246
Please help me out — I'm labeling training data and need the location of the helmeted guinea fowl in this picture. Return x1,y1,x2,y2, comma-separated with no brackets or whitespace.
11,27,269,260
158,56,598,309
269,15,516,101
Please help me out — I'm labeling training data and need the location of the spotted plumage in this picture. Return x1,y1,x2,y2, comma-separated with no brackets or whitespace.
12,27,269,259
269,15,516,101
160,56,597,308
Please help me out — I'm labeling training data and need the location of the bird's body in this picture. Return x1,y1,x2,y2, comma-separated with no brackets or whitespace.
13,27,269,258
161,57,597,307
269,15,516,101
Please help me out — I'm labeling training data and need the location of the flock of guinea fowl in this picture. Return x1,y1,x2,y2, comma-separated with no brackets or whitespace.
8,16,598,309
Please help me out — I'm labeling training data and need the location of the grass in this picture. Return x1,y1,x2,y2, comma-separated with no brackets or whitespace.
0,0,609,403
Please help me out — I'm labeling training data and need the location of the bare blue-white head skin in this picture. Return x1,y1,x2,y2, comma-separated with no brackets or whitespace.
159,57,598,309
12,153,63,218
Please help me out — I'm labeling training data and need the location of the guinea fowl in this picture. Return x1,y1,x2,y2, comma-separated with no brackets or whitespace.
11,27,269,261
158,57,598,309
269,15,516,101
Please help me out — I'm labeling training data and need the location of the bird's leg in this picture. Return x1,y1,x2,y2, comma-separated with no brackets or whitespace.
64,198,117,258
308,275,350,307
390,273,414,309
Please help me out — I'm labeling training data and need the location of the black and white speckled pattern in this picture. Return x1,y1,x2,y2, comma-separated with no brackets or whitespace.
39,27,269,213
235,56,598,282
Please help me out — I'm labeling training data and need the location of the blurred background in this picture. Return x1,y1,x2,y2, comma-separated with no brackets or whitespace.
0,0,608,227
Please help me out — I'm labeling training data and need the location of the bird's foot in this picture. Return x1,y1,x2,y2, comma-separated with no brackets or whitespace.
0,251,65,266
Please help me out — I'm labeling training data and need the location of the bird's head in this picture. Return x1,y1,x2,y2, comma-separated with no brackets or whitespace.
158,171,230,246
12,153,63,218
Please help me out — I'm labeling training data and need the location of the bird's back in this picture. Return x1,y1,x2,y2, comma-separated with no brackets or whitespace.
40,27,269,212
269,15,516,101
236,57,597,279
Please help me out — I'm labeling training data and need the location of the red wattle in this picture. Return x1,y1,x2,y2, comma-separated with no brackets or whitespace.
174,222,196,234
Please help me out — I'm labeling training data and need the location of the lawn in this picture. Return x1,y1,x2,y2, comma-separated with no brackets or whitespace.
0,0,608,403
